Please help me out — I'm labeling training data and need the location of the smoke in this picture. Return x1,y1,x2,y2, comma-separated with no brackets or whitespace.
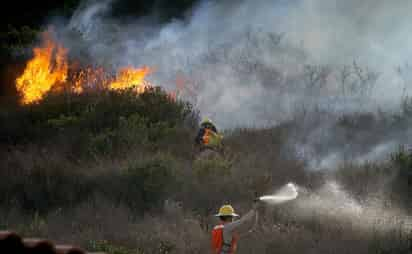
285,0,412,67
58,0,412,122
260,181,411,234
68,0,112,38
292,181,412,233
49,0,412,168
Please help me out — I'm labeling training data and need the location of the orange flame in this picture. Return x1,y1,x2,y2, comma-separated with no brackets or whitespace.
16,32,155,105
16,32,68,104
109,66,152,93
72,66,110,93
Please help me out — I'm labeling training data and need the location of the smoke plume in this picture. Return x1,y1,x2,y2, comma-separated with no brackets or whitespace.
50,0,412,168
292,181,412,233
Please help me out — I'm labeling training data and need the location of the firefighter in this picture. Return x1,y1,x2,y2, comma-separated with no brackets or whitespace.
195,118,222,149
211,202,259,254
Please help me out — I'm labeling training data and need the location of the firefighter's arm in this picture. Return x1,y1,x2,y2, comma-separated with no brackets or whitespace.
224,209,257,232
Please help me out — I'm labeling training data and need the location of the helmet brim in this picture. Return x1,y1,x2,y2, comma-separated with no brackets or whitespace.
214,213,239,217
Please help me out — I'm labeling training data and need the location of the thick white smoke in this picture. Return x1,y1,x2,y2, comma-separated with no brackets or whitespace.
292,181,412,233
61,0,412,123
54,0,412,168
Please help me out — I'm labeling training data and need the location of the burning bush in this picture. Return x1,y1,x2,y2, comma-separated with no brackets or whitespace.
15,32,68,104
14,31,154,105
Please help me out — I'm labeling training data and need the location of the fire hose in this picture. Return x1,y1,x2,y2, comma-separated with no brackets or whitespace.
240,183,299,237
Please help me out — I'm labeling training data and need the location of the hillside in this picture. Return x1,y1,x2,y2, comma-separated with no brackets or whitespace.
0,87,411,253
2,0,412,253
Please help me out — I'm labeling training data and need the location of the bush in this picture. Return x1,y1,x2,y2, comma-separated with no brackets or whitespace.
0,88,197,162
107,156,179,213
0,160,93,214
88,240,141,254
88,129,119,157
1,75,411,254
390,147,412,204
192,156,232,181
391,146,412,175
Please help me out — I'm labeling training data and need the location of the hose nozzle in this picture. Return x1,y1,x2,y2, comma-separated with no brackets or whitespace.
254,191,259,202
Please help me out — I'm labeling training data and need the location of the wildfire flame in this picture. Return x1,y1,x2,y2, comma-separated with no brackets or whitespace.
16,32,68,104
109,66,152,93
71,66,110,93
15,32,153,105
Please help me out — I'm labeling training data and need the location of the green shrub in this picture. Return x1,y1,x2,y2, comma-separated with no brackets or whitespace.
117,114,150,145
88,129,118,156
88,240,141,254
47,115,80,130
193,156,232,181
0,88,196,146
115,157,178,212
391,147,412,173
0,163,93,214
390,147,412,204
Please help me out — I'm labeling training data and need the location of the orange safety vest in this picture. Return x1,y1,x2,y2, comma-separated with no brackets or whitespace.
211,225,239,254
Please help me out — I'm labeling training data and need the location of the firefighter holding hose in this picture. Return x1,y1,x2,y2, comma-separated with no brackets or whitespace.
211,200,260,254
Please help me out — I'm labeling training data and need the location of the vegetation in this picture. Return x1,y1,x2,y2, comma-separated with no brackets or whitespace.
0,87,411,253
1,1,412,253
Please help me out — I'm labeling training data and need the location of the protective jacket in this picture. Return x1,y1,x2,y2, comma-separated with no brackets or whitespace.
195,123,220,147
211,224,238,254
211,210,256,254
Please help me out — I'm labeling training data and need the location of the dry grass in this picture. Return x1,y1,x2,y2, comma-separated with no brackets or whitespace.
0,90,411,253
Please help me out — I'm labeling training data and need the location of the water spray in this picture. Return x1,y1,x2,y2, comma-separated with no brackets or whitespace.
257,183,299,205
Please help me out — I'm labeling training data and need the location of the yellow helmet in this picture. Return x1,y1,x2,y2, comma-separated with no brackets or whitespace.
215,204,239,217
201,117,213,125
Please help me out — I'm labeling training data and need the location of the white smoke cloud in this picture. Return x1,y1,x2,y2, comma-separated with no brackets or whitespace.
61,0,412,124
292,181,412,233
69,0,112,39
53,0,412,167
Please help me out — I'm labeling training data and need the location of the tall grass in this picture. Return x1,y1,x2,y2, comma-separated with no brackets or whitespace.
0,88,411,253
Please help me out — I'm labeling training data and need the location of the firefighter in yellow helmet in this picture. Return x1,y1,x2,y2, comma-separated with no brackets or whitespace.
211,203,259,254
195,118,223,150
